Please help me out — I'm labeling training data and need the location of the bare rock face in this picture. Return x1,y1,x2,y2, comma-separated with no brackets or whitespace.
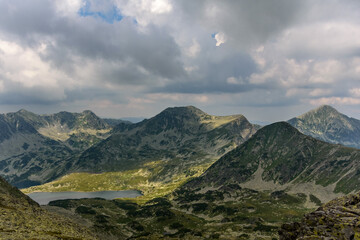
279,193,360,239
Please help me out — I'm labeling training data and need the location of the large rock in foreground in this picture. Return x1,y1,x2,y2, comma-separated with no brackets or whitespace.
279,193,360,239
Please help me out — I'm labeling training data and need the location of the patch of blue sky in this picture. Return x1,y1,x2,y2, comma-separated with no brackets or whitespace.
78,1,123,24
211,33,217,38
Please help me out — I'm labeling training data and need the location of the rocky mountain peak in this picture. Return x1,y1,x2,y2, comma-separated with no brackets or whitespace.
316,104,338,113
254,121,299,138
140,106,209,134
160,106,207,118
17,109,33,114
288,105,360,148
297,105,340,120
81,110,96,116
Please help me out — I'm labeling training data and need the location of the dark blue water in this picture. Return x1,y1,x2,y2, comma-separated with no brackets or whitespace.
27,190,142,205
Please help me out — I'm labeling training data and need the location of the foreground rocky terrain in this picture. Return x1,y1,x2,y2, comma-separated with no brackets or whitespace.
279,192,360,239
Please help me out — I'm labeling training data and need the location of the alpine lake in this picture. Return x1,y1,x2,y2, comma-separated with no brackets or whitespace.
27,190,143,205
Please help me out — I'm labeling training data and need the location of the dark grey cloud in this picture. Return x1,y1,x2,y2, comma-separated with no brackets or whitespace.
177,0,305,47
155,51,260,93
0,87,62,105
149,0,307,94
0,0,58,37
64,87,127,103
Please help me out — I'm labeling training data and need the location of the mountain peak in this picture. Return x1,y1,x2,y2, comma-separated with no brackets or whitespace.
183,121,315,189
314,105,339,114
15,109,37,117
255,121,300,138
292,105,341,121
288,105,360,148
17,109,31,113
162,106,207,117
82,110,96,115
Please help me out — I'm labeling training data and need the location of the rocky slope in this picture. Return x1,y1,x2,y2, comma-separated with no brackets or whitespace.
17,109,113,150
184,122,360,202
0,109,117,188
0,176,97,239
279,192,360,239
25,106,259,201
288,105,360,148
71,106,259,174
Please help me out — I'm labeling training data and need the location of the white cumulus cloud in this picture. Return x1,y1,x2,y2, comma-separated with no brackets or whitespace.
214,32,226,46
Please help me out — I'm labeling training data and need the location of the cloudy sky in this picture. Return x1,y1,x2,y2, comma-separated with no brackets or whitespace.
0,0,360,122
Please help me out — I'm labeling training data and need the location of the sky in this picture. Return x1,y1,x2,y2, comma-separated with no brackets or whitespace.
0,0,360,122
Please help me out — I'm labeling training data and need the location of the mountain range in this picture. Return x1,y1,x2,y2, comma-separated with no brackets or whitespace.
2,105,360,238
46,120,360,239
24,106,260,201
5,104,360,196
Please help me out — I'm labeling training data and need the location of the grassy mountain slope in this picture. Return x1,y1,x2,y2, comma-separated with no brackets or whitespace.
288,105,360,148
0,176,97,239
184,122,360,201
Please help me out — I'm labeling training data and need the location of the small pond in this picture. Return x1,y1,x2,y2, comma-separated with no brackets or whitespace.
27,190,142,205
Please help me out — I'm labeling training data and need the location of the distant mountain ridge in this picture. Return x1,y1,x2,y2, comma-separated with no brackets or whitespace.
288,105,360,148
0,109,118,187
14,109,112,142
